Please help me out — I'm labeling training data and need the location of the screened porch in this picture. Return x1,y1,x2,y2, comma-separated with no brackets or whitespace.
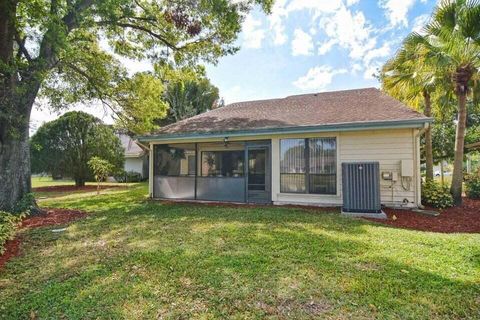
152,140,271,203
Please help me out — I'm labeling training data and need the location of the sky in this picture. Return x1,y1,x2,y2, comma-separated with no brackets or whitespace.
30,0,438,133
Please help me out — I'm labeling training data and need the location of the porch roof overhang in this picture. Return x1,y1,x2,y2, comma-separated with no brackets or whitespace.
138,118,432,144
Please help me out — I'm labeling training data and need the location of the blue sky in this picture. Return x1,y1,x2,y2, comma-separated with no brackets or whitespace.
30,0,438,131
206,0,437,103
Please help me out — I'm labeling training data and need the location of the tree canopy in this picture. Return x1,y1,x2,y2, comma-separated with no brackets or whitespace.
158,64,221,125
0,0,272,210
30,111,124,186
380,0,480,204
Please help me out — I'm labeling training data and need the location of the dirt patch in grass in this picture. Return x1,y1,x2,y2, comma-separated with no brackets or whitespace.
256,298,333,317
0,208,87,269
32,185,122,192
368,198,480,233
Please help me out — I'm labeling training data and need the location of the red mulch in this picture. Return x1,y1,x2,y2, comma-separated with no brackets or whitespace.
0,238,21,270
0,208,87,269
367,198,480,233
33,185,121,192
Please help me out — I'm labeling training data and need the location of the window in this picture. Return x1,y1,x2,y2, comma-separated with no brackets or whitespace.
280,138,336,194
153,144,196,176
309,138,336,194
280,139,306,193
201,151,244,177
187,155,196,176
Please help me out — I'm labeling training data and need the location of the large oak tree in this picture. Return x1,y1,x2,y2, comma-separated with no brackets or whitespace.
0,0,272,211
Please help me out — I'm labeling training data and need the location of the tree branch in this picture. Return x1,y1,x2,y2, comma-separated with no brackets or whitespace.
97,21,179,50
63,62,128,124
14,32,32,61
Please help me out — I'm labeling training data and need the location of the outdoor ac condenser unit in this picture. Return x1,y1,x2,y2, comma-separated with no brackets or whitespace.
342,162,382,214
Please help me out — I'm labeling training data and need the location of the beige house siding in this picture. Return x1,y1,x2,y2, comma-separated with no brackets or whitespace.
339,129,419,207
148,127,422,208
271,128,420,208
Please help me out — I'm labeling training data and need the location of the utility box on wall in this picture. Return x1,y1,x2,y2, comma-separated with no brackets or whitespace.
401,160,414,177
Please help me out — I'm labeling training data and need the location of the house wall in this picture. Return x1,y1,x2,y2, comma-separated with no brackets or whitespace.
271,128,420,207
147,127,422,208
125,157,145,177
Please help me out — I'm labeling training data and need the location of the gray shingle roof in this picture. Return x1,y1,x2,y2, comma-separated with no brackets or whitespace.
150,88,429,136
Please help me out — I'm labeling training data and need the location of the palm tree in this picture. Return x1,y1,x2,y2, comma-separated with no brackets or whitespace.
380,41,440,181
408,0,480,204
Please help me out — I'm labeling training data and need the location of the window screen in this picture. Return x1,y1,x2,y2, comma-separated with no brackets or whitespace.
280,138,336,194
201,151,244,177
153,144,196,176
280,139,306,193
309,138,336,194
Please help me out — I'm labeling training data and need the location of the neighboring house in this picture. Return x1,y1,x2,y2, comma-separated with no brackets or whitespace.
138,88,431,211
118,133,149,179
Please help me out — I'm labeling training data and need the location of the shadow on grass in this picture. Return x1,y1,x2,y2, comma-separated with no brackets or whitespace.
2,186,478,318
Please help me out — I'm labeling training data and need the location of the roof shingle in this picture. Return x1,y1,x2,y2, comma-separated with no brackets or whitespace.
151,88,428,136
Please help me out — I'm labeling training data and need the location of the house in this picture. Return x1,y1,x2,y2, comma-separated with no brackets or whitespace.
118,133,149,179
138,88,431,211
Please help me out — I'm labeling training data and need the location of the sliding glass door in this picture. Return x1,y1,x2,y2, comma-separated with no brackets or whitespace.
246,143,271,203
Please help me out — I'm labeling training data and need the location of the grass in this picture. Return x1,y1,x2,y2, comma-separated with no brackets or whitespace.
0,184,479,319
31,176,77,188
31,176,134,188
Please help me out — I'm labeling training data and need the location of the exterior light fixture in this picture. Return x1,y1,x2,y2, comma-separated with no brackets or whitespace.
224,136,229,147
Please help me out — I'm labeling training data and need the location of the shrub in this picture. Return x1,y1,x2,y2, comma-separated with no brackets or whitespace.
114,170,143,183
113,169,127,183
421,180,454,209
12,193,36,215
0,211,23,255
465,173,480,199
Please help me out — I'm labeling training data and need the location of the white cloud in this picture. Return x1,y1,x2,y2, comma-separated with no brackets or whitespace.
351,63,363,75
293,65,347,91
379,0,418,27
363,42,391,65
291,29,314,56
286,0,344,16
268,0,288,45
412,14,430,34
317,39,337,55
318,5,376,60
267,0,363,48
363,63,381,80
243,14,265,49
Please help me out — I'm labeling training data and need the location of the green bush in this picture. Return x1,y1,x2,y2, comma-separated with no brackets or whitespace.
0,211,23,255
12,193,36,214
465,173,480,199
114,170,143,183
421,180,454,209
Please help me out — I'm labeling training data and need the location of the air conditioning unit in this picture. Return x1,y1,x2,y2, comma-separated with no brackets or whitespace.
342,162,385,218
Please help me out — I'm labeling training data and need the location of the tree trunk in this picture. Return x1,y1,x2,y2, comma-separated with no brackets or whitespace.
451,84,468,205
75,177,86,187
0,122,32,211
423,91,434,182
440,160,444,185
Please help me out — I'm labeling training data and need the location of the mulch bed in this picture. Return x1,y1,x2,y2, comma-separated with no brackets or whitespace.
367,198,480,233
33,185,122,192
0,208,87,269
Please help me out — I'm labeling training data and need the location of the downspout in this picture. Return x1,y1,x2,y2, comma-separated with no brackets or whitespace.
415,123,429,208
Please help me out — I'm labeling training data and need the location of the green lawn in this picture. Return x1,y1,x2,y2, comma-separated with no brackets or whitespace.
1,184,479,319
31,176,77,188
31,176,135,188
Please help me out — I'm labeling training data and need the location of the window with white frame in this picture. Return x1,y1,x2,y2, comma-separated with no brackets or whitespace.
280,137,336,194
